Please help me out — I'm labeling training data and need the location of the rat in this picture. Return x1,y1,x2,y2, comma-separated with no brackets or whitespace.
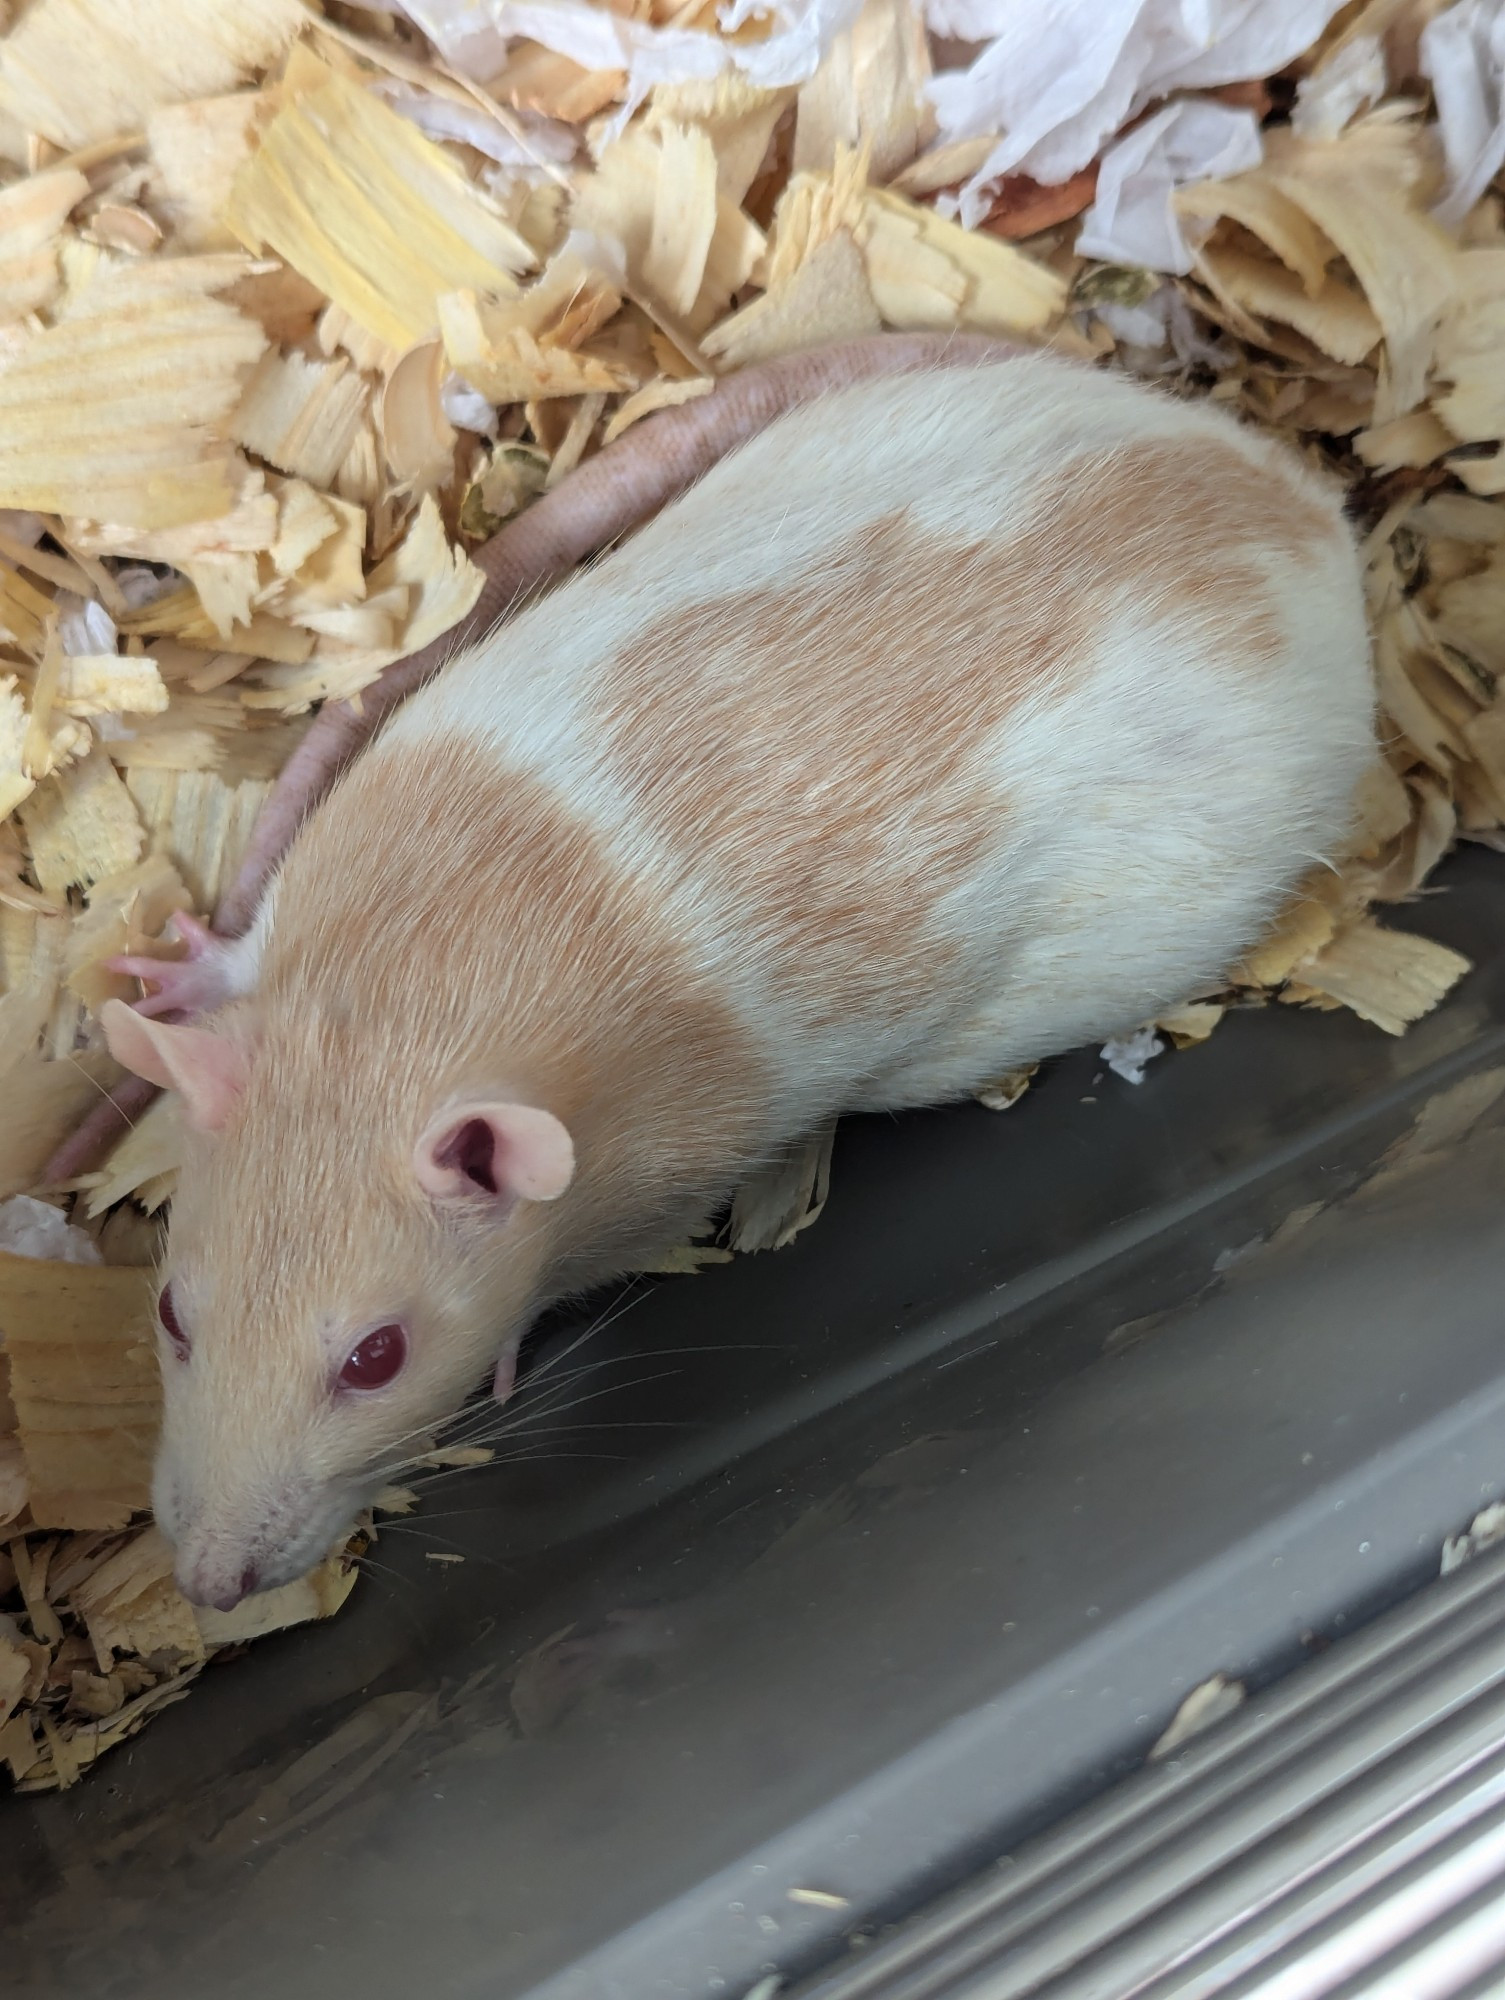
93,337,1374,1611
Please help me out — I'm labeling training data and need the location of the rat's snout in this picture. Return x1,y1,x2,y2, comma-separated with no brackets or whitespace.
156,1437,366,1612
177,1552,261,1612
173,1533,264,1612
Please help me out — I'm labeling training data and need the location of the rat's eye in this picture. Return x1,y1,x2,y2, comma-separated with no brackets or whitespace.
339,1323,408,1392
158,1284,189,1361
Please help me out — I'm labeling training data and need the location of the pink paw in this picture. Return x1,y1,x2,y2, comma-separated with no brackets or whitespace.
108,911,238,1020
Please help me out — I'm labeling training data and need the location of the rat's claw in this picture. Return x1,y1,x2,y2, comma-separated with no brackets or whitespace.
106,954,202,1018
165,908,218,957
107,915,238,1019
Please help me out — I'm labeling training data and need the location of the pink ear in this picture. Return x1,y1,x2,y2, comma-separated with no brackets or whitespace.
100,998,250,1134
415,1102,575,1209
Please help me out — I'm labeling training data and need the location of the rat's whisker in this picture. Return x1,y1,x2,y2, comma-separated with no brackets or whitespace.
483,1416,694,1436
482,1456,624,1472
429,1364,688,1447
350,1554,449,1639
505,1344,764,1410
518,1282,650,1389
373,1507,497,1530
460,1369,686,1441
405,1446,627,1486
379,1328,776,1473
369,1522,468,1549
365,1286,647,1460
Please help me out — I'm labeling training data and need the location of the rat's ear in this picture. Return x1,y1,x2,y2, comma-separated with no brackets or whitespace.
415,1102,575,1210
100,999,250,1134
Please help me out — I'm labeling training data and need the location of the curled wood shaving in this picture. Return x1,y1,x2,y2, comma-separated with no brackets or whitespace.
1289,917,1472,1035
0,0,304,153
224,53,537,352
974,1064,1038,1111
0,263,267,529
80,1096,182,1217
0,167,88,319
0,1250,159,1530
232,348,371,489
439,254,632,404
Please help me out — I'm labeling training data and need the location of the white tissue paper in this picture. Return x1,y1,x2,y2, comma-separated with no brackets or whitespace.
1096,294,1174,348
393,0,867,118
927,0,1349,226
1076,96,1261,275
54,588,117,657
111,565,182,613
0,1195,103,1265
1100,1025,1166,1084
441,375,500,437
384,0,1356,271
1062,281,1237,364
1290,31,1386,141
392,0,1346,192
376,81,578,170
1420,0,1505,229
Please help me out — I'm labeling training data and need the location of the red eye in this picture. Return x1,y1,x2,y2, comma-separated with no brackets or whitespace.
339,1323,408,1391
158,1283,189,1361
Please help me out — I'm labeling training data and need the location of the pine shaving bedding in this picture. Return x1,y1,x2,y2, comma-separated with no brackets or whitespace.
0,0,1501,1786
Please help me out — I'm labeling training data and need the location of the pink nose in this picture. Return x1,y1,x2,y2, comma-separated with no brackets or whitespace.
177,1558,261,1612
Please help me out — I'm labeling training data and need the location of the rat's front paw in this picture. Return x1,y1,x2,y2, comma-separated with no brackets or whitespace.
108,911,241,1019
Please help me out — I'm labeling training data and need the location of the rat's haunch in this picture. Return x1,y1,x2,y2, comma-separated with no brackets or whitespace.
100,347,1374,1611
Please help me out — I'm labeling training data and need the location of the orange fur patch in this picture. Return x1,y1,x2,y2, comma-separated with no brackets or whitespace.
596,435,1333,1022
599,507,1059,1019
1105,435,1336,661
257,739,766,1258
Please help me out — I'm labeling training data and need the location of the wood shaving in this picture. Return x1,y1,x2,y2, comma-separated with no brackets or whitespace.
78,1096,181,1217
2,0,1505,1785
725,1124,836,1254
0,0,304,153
0,1248,159,1529
0,261,267,529
1289,917,1472,1035
1155,1001,1228,1046
224,51,537,353
438,254,632,404
0,166,89,319
1148,1671,1247,1759
0,997,121,1201
232,348,371,489
973,1064,1038,1111
1441,1499,1505,1576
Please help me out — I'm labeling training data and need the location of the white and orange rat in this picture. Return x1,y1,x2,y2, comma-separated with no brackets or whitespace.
94,335,1375,1609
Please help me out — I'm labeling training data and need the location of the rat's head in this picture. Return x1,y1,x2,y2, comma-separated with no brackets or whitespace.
102,1000,575,1611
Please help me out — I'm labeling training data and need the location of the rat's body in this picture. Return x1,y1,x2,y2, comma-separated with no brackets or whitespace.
104,347,1375,1609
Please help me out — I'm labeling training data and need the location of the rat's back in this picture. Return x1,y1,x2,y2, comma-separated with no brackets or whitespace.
373,351,1373,1119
